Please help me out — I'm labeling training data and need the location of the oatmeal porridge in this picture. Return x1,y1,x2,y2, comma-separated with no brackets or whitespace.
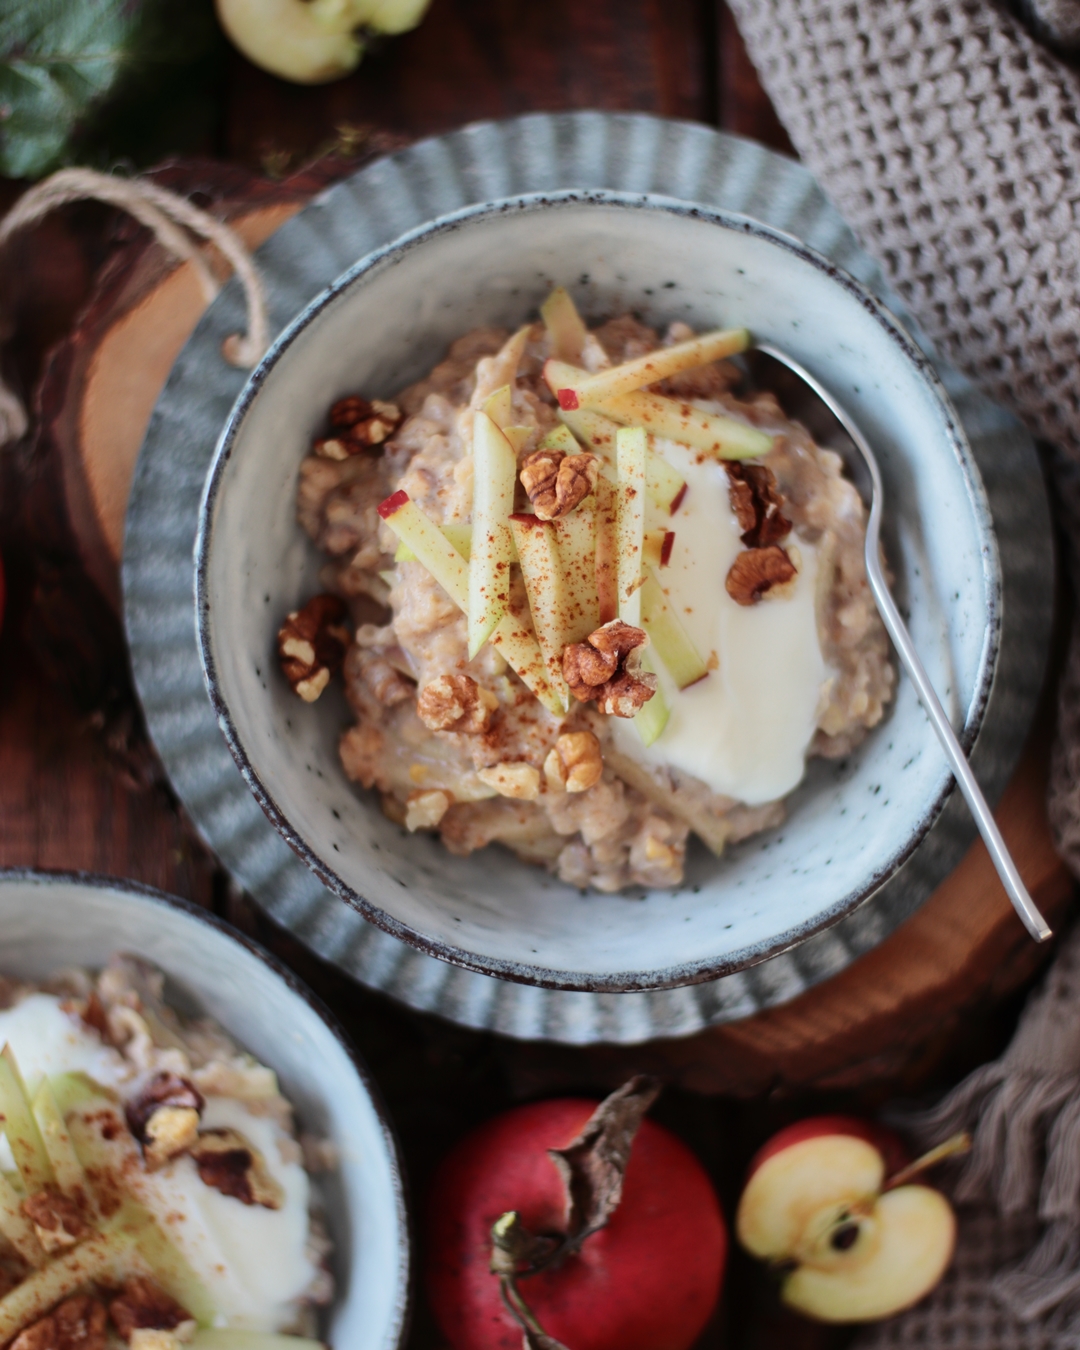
281,290,895,893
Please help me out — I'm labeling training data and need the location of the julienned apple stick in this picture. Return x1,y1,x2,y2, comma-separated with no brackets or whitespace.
557,404,687,515
540,286,589,363
640,572,708,690
508,515,573,710
571,327,751,405
379,491,563,714
545,358,773,461
615,426,647,628
468,411,517,656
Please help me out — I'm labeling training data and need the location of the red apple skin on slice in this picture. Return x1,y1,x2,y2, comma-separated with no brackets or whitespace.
782,1185,955,1323
426,1098,727,1350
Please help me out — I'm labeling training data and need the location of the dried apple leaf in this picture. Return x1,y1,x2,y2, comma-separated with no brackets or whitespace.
547,1073,661,1248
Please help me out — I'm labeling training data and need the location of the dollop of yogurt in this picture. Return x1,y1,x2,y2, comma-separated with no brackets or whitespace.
0,993,317,1333
611,438,832,805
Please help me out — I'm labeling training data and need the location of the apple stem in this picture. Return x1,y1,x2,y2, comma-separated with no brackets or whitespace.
883,1131,971,1191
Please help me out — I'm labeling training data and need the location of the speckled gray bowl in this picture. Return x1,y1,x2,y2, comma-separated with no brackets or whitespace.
196,187,1002,994
0,871,409,1350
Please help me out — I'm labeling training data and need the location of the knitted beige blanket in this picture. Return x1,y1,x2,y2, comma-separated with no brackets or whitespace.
726,0,1080,1340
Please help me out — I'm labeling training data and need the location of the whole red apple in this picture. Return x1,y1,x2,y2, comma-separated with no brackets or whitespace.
737,1114,956,1323
426,1097,727,1350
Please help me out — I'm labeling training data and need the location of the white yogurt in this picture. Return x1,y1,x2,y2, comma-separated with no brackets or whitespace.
134,1096,317,1332
612,438,832,805
0,994,316,1333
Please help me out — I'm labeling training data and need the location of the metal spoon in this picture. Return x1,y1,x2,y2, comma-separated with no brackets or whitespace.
745,343,1051,944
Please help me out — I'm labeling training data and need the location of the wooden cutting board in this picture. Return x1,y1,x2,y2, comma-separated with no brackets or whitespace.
25,158,1074,1093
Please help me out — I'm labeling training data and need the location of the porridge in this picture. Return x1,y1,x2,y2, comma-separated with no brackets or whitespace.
281,290,895,892
0,955,331,1349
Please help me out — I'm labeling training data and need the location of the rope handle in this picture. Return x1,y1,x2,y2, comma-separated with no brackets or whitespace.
0,166,270,447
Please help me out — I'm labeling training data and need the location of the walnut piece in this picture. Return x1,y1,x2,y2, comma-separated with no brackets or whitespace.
562,620,656,717
315,395,404,457
190,1128,285,1209
544,731,603,793
476,762,541,800
126,1073,205,1171
520,448,600,519
21,1191,89,1253
417,674,497,733
725,462,791,547
405,789,453,832
109,1279,194,1344
12,1295,108,1350
277,594,350,702
725,545,798,605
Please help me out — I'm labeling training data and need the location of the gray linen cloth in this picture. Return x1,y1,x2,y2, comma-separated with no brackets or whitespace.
726,0,1080,1341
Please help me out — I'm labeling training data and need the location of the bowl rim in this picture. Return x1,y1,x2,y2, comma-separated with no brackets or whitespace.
195,187,999,993
0,866,412,1350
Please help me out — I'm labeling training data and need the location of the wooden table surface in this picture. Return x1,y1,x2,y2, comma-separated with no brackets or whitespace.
0,5,1069,1347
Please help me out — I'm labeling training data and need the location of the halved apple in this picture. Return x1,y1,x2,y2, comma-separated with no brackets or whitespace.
540,287,588,363
468,411,517,656
572,327,750,404
640,571,707,689
736,1116,958,1324
615,426,647,627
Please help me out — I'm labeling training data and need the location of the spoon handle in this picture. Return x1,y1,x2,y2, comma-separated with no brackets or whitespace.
864,561,1052,942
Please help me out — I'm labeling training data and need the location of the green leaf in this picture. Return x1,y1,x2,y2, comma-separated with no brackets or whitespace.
0,0,223,180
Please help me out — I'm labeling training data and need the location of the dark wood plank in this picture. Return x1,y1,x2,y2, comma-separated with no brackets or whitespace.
223,0,714,168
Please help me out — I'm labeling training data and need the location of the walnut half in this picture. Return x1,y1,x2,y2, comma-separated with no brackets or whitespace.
278,594,351,702
11,1295,108,1350
190,1128,285,1209
417,674,498,733
126,1073,205,1172
21,1191,89,1254
520,448,600,520
725,545,797,606
544,731,603,793
315,395,404,458
109,1279,195,1346
562,620,657,717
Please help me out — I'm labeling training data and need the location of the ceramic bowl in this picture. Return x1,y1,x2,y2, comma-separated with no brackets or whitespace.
0,870,409,1350
196,189,998,993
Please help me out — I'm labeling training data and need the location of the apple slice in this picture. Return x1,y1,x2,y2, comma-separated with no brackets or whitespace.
0,1044,53,1194
502,426,533,454
509,514,573,708
379,490,562,713
572,327,750,404
593,473,619,625
540,423,580,455
615,426,647,627
32,1078,90,1206
482,383,514,429
188,1332,326,1349
540,286,588,362
592,388,772,461
555,401,686,515
782,1185,955,1323
380,492,470,609
0,1230,137,1344
469,410,518,656
640,571,708,689
0,1172,45,1267
394,520,474,563
551,504,600,642
634,650,670,747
